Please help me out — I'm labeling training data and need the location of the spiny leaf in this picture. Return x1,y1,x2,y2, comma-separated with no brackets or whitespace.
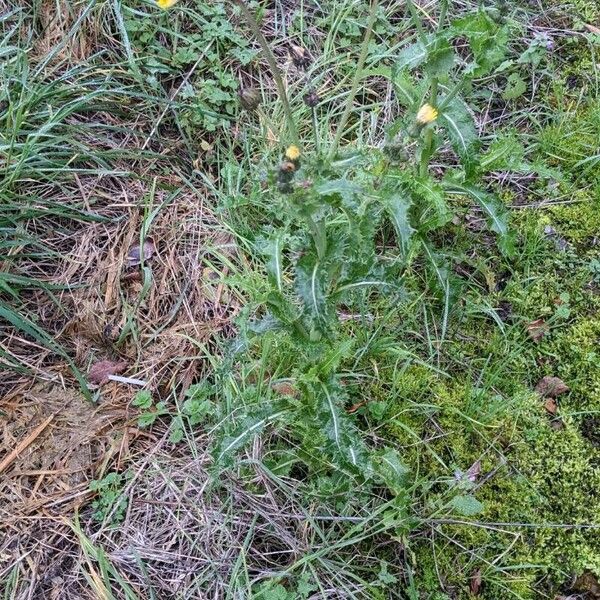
445,183,515,256
451,10,509,77
376,448,410,493
413,177,452,231
438,96,479,171
316,380,372,473
295,252,333,327
392,69,418,107
215,402,288,467
395,40,428,72
384,190,415,257
256,232,285,292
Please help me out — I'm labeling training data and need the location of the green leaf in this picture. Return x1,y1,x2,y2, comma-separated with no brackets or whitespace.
138,412,158,428
438,96,479,170
413,177,453,231
395,35,455,77
395,40,428,71
502,72,527,100
295,252,332,327
392,69,419,107
424,37,455,77
132,390,153,409
215,402,287,467
384,191,415,257
449,494,484,516
315,380,372,474
257,232,285,292
376,448,410,493
446,183,515,256
451,10,509,76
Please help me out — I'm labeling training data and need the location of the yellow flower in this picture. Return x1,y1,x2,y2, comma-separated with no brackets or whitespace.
156,0,178,9
285,145,301,161
416,104,438,125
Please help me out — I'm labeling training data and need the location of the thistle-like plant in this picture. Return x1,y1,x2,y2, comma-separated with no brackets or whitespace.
162,0,526,498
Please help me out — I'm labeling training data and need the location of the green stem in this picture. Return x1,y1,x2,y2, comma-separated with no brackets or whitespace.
437,0,449,32
311,107,320,154
438,74,468,111
329,0,379,158
405,0,426,43
419,77,439,177
232,0,299,146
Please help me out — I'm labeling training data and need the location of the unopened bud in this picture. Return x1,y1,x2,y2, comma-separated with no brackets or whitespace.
303,89,320,108
238,87,261,111
289,45,311,69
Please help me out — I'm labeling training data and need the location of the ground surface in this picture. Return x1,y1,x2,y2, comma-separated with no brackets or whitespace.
1,0,600,598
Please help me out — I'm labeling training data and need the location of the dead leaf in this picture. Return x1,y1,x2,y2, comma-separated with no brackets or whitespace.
544,398,558,414
527,319,548,342
466,460,481,483
470,568,482,596
536,376,569,398
88,359,127,385
584,23,600,35
574,571,600,598
347,401,367,414
271,381,298,398
127,237,156,267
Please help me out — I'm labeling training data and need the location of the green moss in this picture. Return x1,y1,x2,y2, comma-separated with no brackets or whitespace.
548,193,600,243
551,0,600,20
549,317,600,410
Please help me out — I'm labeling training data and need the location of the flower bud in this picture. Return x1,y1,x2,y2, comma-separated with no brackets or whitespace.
238,87,261,111
289,45,311,69
303,89,320,108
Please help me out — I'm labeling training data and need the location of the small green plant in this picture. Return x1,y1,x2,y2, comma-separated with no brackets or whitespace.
89,471,130,524
132,390,168,428
208,1,527,498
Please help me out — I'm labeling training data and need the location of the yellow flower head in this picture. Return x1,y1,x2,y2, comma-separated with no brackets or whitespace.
416,104,438,125
285,145,301,161
156,0,178,9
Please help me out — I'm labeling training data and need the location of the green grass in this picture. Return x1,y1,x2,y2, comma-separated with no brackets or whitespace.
2,0,600,598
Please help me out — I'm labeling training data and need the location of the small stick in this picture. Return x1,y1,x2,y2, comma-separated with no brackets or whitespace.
0,414,55,474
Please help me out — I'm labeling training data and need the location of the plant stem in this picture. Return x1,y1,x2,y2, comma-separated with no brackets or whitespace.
437,0,449,32
232,0,299,146
419,77,438,177
405,0,426,43
438,74,467,111
329,0,379,158
311,107,320,154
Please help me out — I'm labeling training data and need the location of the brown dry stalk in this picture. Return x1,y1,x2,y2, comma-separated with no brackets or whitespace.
0,414,55,474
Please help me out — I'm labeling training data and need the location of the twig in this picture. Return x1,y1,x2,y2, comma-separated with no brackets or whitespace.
0,415,55,474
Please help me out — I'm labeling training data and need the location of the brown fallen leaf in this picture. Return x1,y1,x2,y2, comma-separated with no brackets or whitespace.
466,460,481,483
527,318,549,342
470,568,482,596
544,398,558,414
536,376,569,398
271,381,298,398
347,401,367,414
88,359,128,385
127,237,156,267
574,571,600,598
